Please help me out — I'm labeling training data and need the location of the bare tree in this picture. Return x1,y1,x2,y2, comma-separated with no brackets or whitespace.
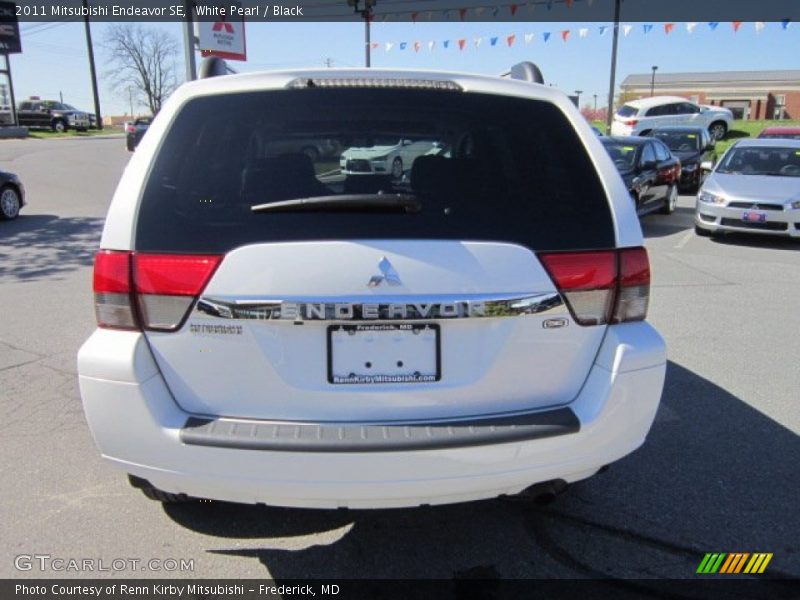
103,24,179,115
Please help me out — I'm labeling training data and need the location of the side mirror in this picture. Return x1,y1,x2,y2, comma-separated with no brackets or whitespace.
700,160,714,172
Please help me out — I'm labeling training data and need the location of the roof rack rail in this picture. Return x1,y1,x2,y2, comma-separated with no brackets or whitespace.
501,62,545,85
199,57,237,79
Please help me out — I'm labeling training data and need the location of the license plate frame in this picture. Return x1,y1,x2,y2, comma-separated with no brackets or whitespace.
742,211,767,223
327,323,441,385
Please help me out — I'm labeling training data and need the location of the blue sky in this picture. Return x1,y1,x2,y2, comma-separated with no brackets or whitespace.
9,20,799,116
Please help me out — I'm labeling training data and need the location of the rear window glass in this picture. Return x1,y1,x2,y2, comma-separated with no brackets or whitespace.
135,88,614,253
616,105,638,118
653,130,701,152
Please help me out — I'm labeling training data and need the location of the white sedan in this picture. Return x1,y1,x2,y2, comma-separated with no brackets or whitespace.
340,139,437,178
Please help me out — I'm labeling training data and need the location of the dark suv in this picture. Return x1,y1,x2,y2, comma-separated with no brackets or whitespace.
17,100,91,132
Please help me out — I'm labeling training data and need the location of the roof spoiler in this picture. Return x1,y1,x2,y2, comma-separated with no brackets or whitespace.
500,62,544,85
199,57,238,79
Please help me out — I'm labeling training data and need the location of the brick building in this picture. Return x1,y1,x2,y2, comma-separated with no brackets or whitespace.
620,70,800,120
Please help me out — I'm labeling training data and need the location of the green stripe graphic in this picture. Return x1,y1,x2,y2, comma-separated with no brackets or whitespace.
697,553,727,574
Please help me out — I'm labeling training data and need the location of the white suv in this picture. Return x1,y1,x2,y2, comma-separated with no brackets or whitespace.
78,63,666,509
612,96,733,140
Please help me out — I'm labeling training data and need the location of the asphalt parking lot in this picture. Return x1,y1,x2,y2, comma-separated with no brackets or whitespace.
1,137,798,583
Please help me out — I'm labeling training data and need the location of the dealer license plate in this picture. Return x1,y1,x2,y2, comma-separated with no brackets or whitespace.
327,324,440,384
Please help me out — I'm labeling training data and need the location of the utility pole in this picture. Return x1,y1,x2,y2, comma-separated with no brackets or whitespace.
82,0,103,129
650,65,658,96
348,0,375,67
605,0,621,134
183,0,197,81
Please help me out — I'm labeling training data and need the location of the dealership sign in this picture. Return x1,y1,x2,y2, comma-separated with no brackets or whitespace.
0,1,21,54
197,3,246,62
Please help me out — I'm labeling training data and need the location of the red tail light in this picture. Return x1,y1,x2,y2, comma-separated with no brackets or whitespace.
538,247,650,326
125,124,136,133
93,251,222,331
625,119,639,127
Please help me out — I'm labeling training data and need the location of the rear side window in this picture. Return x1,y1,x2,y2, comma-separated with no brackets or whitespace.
617,105,638,118
135,88,614,253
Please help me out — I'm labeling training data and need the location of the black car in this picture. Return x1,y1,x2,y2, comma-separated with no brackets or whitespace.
601,136,682,216
650,126,716,193
0,170,25,220
125,117,152,151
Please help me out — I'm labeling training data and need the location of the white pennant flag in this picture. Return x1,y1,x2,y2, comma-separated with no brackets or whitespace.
622,25,632,37
428,40,436,50
755,21,766,33
385,42,394,52
474,37,483,48
524,32,534,44
686,22,698,34
579,28,589,38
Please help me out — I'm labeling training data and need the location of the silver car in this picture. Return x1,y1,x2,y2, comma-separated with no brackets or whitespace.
695,139,800,238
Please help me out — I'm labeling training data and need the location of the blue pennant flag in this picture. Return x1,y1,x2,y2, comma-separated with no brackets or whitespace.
708,22,719,30
490,37,499,46
781,19,791,30
443,40,450,48
543,31,551,42
598,25,608,36
399,42,407,50
643,24,653,34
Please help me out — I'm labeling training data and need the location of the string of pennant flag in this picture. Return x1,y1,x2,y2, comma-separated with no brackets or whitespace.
371,21,793,52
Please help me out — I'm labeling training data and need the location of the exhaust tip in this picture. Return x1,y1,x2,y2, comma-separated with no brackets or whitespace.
507,479,569,505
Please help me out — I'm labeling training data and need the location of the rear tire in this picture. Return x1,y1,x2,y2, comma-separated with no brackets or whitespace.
709,121,727,141
660,184,678,215
391,156,403,179
0,186,21,220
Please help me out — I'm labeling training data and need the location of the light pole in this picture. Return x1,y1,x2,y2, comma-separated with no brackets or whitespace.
348,0,376,68
574,90,583,109
650,65,658,97
593,94,598,111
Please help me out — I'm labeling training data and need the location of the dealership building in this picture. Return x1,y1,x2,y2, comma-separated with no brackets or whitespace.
620,70,800,120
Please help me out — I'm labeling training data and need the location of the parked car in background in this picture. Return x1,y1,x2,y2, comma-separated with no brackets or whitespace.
650,126,716,193
611,96,733,141
601,136,681,216
17,99,91,132
695,139,800,238
125,117,152,151
757,126,800,140
340,138,437,179
0,169,25,220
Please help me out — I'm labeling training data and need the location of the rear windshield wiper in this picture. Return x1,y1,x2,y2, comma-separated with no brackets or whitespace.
251,194,421,214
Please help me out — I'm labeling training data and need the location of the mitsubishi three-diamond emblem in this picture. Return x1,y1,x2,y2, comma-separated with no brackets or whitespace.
367,257,402,287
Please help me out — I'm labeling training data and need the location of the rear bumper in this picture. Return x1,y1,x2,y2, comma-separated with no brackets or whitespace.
78,323,666,509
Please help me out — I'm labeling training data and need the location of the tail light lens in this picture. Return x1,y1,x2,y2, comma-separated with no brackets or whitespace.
625,119,639,126
538,247,650,326
93,251,222,332
125,124,136,133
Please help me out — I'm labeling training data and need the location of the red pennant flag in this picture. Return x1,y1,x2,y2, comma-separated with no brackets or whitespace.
459,8,467,21
565,0,573,7
458,38,466,50
510,4,518,16
411,12,418,23
370,42,379,50
732,21,742,32
507,34,516,47
413,41,421,52
664,23,674,34
561,30,570,42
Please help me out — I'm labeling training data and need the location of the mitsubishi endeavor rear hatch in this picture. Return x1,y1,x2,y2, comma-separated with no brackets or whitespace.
100,85,647,422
